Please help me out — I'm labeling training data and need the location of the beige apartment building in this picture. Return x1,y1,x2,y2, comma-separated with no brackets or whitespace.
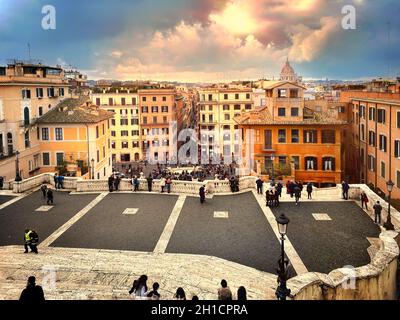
90,88,140,163
0,61,69,180
197,88,253,163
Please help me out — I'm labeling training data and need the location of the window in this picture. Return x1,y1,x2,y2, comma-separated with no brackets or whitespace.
41,128,49,140
245,104,252,110
161,106,168,113
369,131,376,146
152,97,157,102
56,152,64,166
208,94,213,101
55,128,63,141
162,96,167,102
291,156,300,170
322,157,335,171
132,141,139,148
304,130,317,143
278,89,287,98
369,107,376,121
224,114,230,121
96,150,100,162
96,126,99,138
379,135,387,152
395,140,400,158
111,131,116,137
359,105,366,119
361,124,365,141
36,88,43,98
96,98,101,105
278,129,286,143
279,156,287,166
380,161,386,178
153,116,157,124
141,106,148,113
278,108,286,117
290,89,299,98
131,118,139,125
38,106,43,116
235,94,239,100
111,119,116,126
143,117,147,124
24,131,30,148
142,97,147,102
377,109,386,124
208,115,213,122
120,119,128,126
23,107,30,125
22,89,31,99
224,94,228,100
59,88,64,97
209,105,213,111
43,153,50,166
132,130,139,136
102,124,105,135
321,130,335,144
368,155,375,172
111,141,116,149
121,130,129,137
246,93,250,99
163,116,167,124
47,88,55,98
234,104,241,110
338,106,345,113
152,106,159,113
122,141,129,149
121,98,126,105
223,105,230,111
291,130,299,143
291,108,299,117
397,111,400,128
132,97,137,105
264,130,272,149
305,157,317,170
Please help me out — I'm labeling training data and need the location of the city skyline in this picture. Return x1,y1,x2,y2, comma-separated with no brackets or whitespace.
1,0,399,82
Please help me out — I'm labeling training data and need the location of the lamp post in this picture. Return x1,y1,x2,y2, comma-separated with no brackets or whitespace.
270,154,276,186
15,150,22,182
384,180,395,231
91,158,95,180
276,213,291,300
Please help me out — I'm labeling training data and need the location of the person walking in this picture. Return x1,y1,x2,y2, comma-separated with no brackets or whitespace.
58,175,64,189
342,181,350,200
373,201,383,225
146,174,153,192
294,184,301,206
24,229,32,253
289,181,295,198
129,275,148,299
306,182,313,200
46,188,54,205
40,184,48,198
199,185,206,204
53,173,58,189
256,177,263,195
361,192,369,210
218,279,232,300
19,276,45,302
276,182,283,198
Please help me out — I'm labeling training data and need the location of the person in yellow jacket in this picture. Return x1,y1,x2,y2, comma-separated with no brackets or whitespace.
24,229,32,253
24,229,39,254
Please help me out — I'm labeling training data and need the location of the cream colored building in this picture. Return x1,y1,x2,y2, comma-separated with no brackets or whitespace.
0,61,69,180
197,88,253,163
90,89,140,163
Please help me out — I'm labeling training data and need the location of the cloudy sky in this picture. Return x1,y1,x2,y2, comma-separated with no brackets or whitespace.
0,0,399,82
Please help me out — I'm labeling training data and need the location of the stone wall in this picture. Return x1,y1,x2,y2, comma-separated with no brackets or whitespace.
288,231,399,300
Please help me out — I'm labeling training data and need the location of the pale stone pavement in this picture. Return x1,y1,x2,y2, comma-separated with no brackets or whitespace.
0,246,277,300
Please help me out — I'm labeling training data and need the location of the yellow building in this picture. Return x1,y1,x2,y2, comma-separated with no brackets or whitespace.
90,88,140,162
197,88,253,162
37,98,114,179
0,61,69,180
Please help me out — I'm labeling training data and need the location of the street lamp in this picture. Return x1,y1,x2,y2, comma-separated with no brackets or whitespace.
384,180,395,231
275,213,292,300
15,150,22,182
270,154,276,186
91,158,95,180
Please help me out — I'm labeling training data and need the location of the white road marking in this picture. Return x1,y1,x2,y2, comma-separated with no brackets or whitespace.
153,195,186,253
252,190,308,275
35,205,54,212
40,192,108,247
214,211,229,219
312,213,332,221
122,208,139,215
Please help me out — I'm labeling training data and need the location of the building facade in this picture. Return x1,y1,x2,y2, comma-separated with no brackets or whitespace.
90,88,140,163
235,81,346,186
37,98,114,179
0,61,69,180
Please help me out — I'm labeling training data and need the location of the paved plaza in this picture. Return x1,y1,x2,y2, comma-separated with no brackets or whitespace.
0,187,385,299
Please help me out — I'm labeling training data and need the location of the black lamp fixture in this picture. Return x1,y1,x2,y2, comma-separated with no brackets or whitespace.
275,213,292,300
91,158,95,180
384,180,395,231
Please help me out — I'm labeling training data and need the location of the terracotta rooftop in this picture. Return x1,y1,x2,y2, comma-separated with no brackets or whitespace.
37,97,114,124
234,107,348,126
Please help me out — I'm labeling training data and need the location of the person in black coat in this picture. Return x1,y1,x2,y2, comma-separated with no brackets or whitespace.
199,185,206,204
306,183,313,199
114,176,121,191
256,178,263,195
146,174,153,192
19,276,45,302
108,175,114,192
46,189,54,205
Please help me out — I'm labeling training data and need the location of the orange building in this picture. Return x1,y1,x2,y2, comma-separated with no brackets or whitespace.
340,90,400,199
37,98,114,179
138,89,177,163
235,81,347,186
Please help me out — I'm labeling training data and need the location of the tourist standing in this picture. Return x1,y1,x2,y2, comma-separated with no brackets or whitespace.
19,276,45,302
306,182,313,200
146,174,153,192
129,275,148,299
40,184,48,198
256,177,263,195
166,176,172,193
218,280,232,300
373,201,383,225
174,287,186,300
276,182,283,198
160,177,166,193
237,286,247,301
199,185,206,204
114,175,121,191
108,175,114,192
294,184,301,206
147,282,161,300
46,188,54,205
361,192,369,210
132,176,139,192
342,181,350,200
53,173,58,189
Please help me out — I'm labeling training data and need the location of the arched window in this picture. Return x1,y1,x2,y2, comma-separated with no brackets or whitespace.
23,107,30,126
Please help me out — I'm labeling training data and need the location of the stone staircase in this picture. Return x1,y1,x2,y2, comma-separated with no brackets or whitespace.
0,246,278,300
